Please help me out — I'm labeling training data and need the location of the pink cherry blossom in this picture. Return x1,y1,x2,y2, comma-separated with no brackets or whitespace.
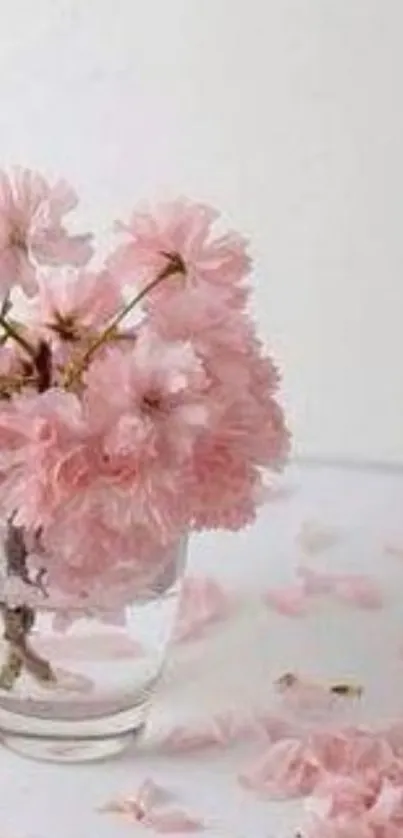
0,181,290,610
82,334,209,544
0,332,211,604
189,380,289,530
109,198,250,309
174,308,289,531
31,267,121,342
0,387,94,529
0,168,92,296
40,498,182,605
85,330,207,433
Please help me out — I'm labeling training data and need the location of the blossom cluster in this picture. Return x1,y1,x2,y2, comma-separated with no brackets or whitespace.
0,169,289,606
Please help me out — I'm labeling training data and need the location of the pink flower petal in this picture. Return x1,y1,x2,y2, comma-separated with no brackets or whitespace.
297,566,335,596
137,779,174,811
99,797,145,818
232,723,403,838
160,724,224,752
174,576,230,642
239,738,322,798
252,712,298,742
143,809,204,833
298,521,340,555
298,566,384,610
237,720,403,836
303,817,374,838
333,576,384,610
99,779,173,821
213,709,252,742
264,585,308,617
160,710,255,753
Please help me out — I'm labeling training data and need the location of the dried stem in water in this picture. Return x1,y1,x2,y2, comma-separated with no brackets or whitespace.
0,522,56,691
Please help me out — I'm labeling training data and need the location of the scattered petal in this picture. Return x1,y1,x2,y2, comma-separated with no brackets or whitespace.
143,810,204,833
297,566,335,596
251,712,298,742
239,738,322,798
213,709,252,742
160,724,225,752
159,709,257,754
137,779,174,811
99,779,173,821
297,566,384,610
174,576,230,642
159,709,299,756
264,585,308,617
298,521,340,555
99,797,143,818
258,727,403,837
333,575,383,610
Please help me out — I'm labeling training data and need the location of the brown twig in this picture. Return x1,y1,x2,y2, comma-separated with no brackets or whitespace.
34,340,52,393
0,315,36,359
0,605,55,688
0,523,56,690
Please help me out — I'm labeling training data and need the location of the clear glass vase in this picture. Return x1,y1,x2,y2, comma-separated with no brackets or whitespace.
0,534,187,763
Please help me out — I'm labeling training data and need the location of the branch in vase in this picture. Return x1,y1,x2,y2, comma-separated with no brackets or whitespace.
0,521,56,691
1,605,55,687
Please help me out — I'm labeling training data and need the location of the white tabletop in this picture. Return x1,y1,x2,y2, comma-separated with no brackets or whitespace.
1,461,403,838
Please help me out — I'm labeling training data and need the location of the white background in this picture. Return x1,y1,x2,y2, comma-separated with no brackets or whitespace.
0,0,402,463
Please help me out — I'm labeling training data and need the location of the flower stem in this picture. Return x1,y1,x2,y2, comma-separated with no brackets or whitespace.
0,605,56,689
0,316,36,359
0,522,56,691
64,251,185,387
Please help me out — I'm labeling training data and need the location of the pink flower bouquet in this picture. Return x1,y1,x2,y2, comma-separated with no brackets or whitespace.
0,169,289,691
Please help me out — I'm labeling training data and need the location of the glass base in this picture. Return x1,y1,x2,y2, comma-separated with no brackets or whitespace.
1,730,142,763
0,698,148,763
